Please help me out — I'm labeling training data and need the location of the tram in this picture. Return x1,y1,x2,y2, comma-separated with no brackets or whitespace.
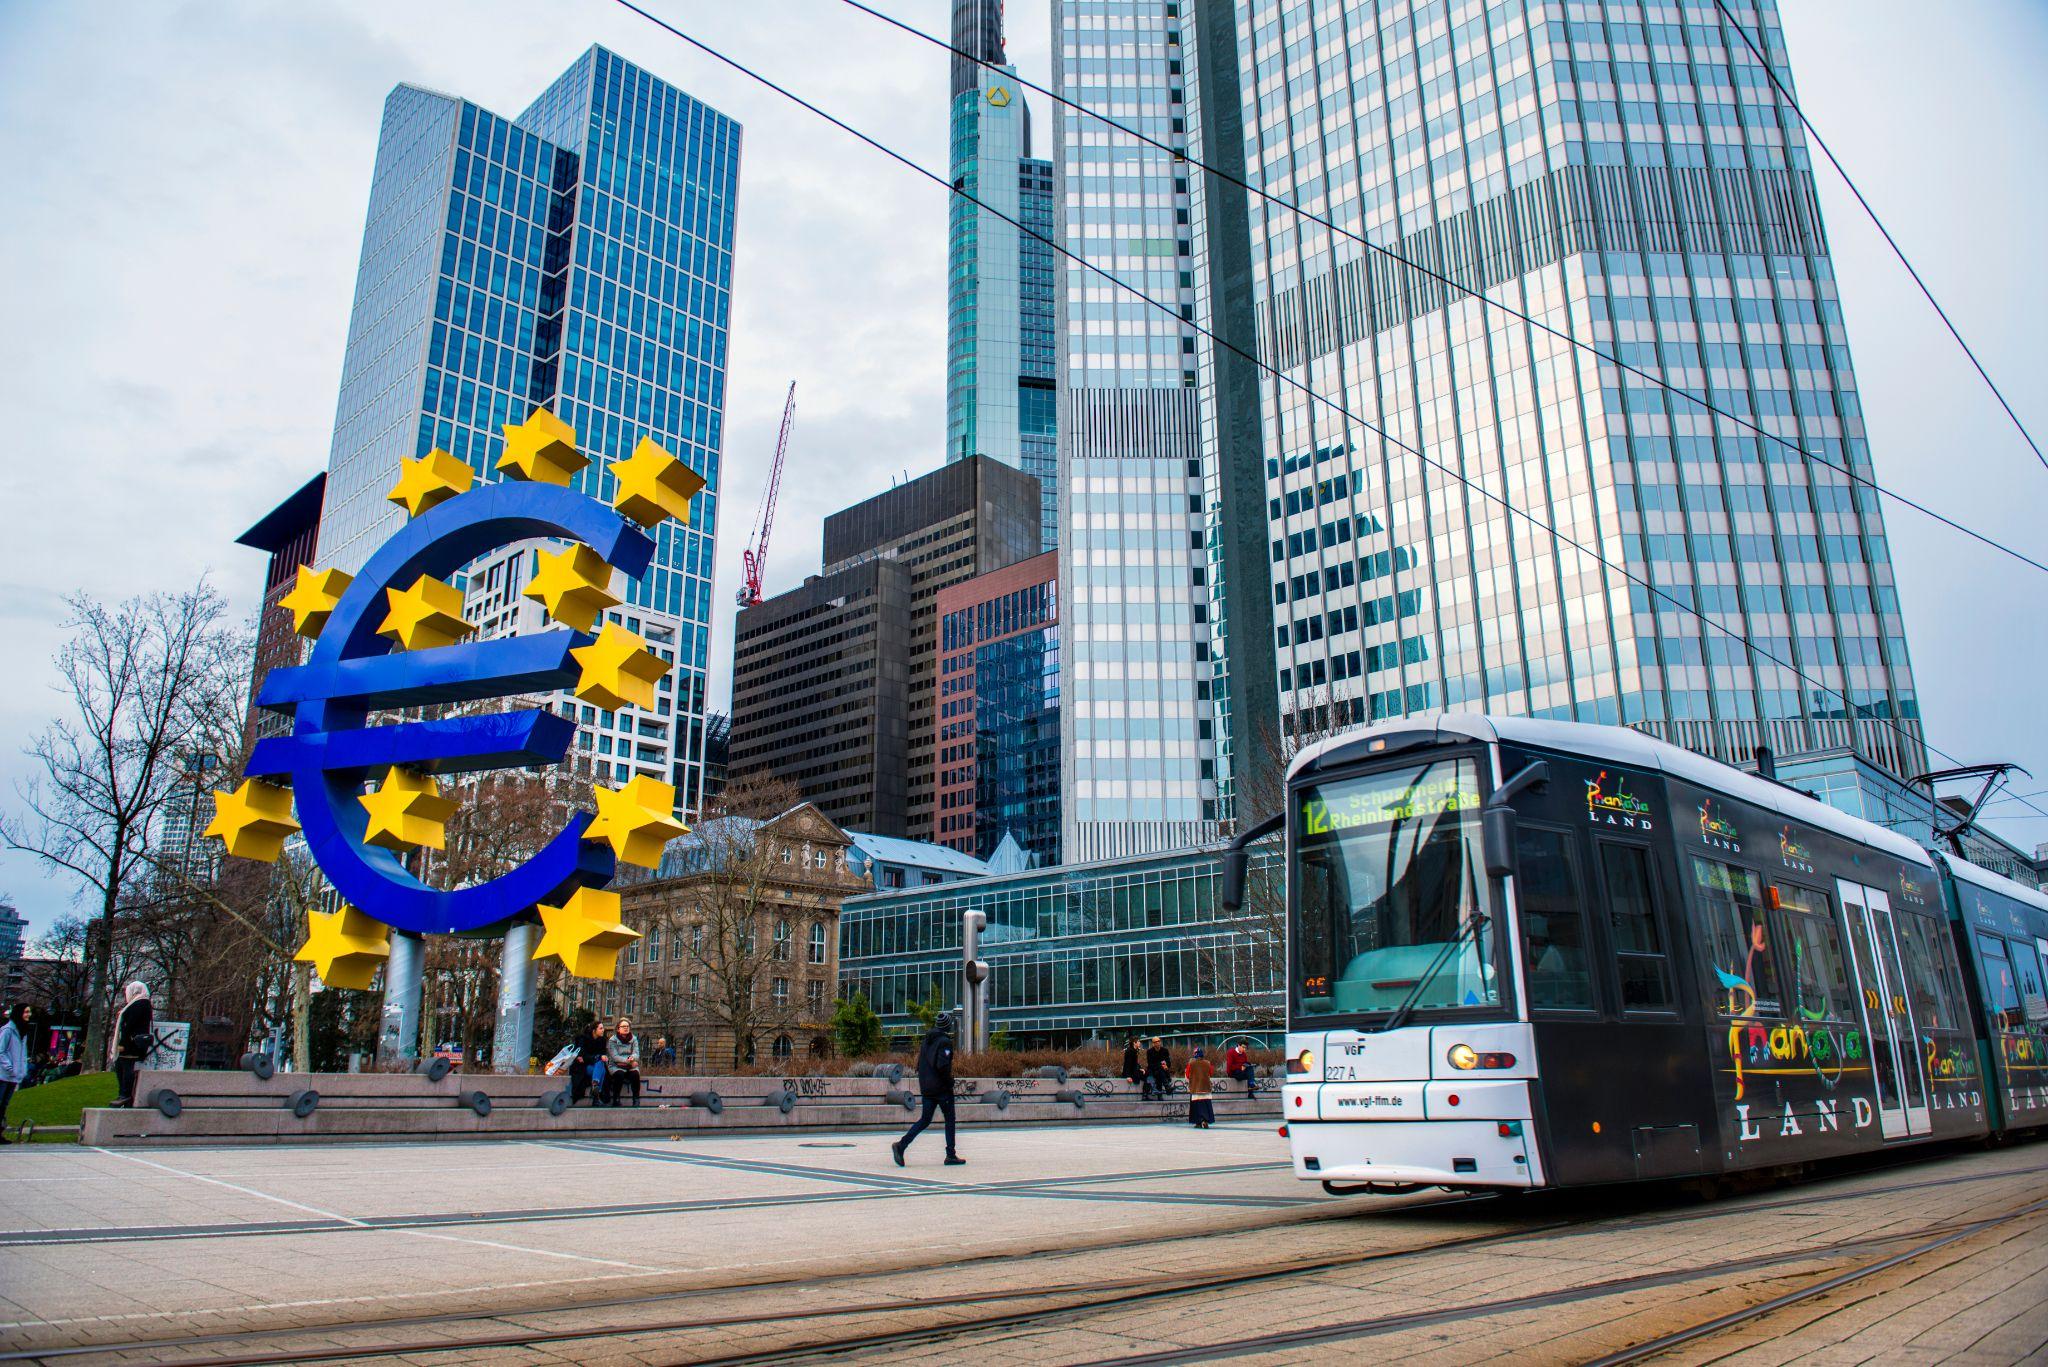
1219,714,2048,1193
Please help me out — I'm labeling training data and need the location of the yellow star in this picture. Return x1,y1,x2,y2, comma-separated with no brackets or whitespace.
532,886,642,980
204,779,300,862
569,623,670,711
522,542,620,632
378,575,472,651
498,405,588,486
610,437,707,528
278,565,354,640
385,449,474,517
293,905,391,991
358,766,457,851
586,775,690,868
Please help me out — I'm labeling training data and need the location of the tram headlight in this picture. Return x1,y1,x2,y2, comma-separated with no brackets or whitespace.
1287,1048,1315,1076
1447,1044,1516,1070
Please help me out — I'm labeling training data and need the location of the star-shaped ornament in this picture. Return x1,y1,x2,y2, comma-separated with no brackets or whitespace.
385,449,474,517
378,575,473,651
523,543,620,632
532,887,641,979
498,406,588,486
204,779,300,862
279,566,353,639
293,906,391,991
586,775,689,868
358,766,457,851
611,437,707,528
569,623,670,711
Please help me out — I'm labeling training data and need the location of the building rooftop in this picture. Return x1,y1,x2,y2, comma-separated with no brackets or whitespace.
845,830,991,878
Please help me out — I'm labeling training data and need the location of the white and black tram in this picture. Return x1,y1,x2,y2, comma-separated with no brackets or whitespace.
1220,714,2048,1193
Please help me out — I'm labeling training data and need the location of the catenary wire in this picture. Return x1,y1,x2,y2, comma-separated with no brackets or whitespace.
1712,0,2048,475
834,0,2048,577
606,0,2048,832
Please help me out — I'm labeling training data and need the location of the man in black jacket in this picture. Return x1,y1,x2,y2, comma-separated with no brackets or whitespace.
891,1012,964,1167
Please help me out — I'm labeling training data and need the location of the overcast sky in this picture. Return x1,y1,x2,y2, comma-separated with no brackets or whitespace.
0,2,2043,941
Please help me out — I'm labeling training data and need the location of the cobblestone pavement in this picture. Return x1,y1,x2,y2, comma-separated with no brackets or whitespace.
1,1125,2042,1364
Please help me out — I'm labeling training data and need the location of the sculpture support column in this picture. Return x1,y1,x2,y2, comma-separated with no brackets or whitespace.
378,931,425,1066
493,921,541,1074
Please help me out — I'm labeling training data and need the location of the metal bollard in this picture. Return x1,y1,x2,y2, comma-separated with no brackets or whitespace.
690,1090,724,1115
460,1089,492,1117
770,1090,796,1115
288,1089,320,1119
417,1057,453,1083
540,1089,570,1116
990,1088,1011,1112
877,1062,904,1084
1054,1088,1086,1109
885,1088,917,1111
240,1052,275,1081
147,1088,183,1119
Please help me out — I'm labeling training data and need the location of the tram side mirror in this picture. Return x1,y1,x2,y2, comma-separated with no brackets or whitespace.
1482,806,1519,881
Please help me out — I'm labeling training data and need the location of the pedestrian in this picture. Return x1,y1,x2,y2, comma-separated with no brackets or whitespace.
892,1011,963,1167
108,982,153,1108
1145,1036,1172,1100
570,1020,607,1104
1185,1046,1216,1128
1121,1037,1144,1091
605,1016,643,1107
0,1005,30,1143
1224,1040,1256,1097
652,1035,671,1067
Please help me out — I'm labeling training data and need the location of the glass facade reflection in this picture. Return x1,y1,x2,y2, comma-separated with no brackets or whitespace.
316,48,739,811
1231,0,1925,782
839,844,1281,1044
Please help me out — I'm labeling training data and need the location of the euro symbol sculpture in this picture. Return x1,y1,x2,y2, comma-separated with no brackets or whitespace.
244,479,654,936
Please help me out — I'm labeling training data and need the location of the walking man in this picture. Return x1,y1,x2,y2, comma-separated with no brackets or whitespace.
892,1011,964,1167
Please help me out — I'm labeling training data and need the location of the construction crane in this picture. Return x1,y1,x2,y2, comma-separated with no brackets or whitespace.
736,380,796,608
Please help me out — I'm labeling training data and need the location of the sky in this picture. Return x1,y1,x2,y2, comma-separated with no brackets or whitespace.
0,1,2042,941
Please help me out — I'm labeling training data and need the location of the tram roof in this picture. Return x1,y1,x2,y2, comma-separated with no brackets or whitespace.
1936,848,2048,913
1288,713,1935,868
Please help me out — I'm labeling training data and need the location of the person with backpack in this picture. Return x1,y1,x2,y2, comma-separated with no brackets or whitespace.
891,1011,964,1167
1185,1046,1216,1129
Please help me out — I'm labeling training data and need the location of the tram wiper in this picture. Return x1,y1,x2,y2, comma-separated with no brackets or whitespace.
1373,913,1488,1035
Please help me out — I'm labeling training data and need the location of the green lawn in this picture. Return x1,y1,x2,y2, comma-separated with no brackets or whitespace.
5,1072,117,1142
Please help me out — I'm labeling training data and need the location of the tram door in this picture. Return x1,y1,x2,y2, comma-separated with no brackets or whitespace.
1836,880,1932,1139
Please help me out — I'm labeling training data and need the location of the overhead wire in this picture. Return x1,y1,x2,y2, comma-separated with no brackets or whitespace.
1711,0,2048,475
605,0,2048,834
835,0,2048,577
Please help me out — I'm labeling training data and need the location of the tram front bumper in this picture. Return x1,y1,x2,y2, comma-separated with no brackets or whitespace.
1284,1080,1541,1188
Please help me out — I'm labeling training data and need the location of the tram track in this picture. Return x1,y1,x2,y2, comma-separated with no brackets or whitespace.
10,1149,2041,1366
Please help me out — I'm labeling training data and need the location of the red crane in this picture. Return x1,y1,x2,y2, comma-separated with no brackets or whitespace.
736,381,796,608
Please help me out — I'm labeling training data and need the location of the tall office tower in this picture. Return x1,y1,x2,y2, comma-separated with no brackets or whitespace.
235,473,325,748
0,902,24,962
316,48,739,811
933,550,1061,864
1233,1,1924,779
729,457,1040,837
1052,0,1277,863
947,1,1060,551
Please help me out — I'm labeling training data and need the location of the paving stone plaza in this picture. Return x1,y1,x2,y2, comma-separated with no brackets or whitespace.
1,1120,2042,1363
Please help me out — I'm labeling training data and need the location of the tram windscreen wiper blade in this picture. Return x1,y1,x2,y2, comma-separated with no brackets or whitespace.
1373,913,1488,1035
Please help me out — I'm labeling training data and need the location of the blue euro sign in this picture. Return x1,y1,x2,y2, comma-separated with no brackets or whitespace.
246,482,656,935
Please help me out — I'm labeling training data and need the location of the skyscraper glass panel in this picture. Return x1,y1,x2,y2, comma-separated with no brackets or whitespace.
316,47,741,812
1228,0,1923,778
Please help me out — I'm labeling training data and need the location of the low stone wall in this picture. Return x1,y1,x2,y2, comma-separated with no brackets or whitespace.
79,1068,1280,1145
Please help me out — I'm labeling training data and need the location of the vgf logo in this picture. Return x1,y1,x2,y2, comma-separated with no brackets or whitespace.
206,408,705,987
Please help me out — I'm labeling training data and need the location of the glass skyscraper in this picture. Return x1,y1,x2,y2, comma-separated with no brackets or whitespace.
317,47,739,811
947,0,1060,551
1228,0,1925,780
1053,0,1277,863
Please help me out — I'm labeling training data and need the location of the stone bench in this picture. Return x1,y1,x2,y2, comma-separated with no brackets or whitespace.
78,1066,1280,1145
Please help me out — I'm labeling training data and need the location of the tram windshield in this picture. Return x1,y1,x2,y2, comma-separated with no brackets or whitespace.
1292,756,1498,1022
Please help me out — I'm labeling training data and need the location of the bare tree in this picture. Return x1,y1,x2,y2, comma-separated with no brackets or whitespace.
1,583,244,1063
665,771,806,1070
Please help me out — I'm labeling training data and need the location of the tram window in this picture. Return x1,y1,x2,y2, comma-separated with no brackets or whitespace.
1515,827,1593,1010
1692,858,1782,1017
1598,843,1675,1012
1774,886,1854,1022
1893,912,1959,1031
2011,939,2048,1025
1977,934,2023,1031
